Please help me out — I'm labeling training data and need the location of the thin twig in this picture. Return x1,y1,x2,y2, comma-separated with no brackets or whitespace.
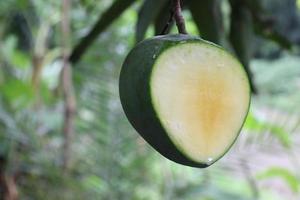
173,0,187,34
160,7,175,35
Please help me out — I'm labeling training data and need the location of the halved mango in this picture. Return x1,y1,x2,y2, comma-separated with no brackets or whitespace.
119,34,250,167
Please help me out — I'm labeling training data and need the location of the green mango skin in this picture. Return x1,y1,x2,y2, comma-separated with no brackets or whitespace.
119,34,248,168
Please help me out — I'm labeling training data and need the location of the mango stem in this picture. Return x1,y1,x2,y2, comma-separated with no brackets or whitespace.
173,0,187,34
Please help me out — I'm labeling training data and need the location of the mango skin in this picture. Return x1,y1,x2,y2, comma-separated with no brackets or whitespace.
119,34,248,168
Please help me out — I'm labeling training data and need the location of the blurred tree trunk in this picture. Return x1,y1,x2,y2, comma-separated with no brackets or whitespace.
31,55,43,101
31,23,50,104
0,157,18,200
61,63,76,172
61,0,76,172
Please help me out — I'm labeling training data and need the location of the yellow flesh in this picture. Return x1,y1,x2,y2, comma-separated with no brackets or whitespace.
151,43,250,164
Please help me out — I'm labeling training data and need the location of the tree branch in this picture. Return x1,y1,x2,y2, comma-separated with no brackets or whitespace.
69,0,135,64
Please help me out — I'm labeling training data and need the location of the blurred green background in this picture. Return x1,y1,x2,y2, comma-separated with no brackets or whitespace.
1,0,300,199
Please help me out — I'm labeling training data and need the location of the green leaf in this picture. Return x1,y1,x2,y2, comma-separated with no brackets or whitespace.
1,35,18,61
244,112,291,148
82,175,108,193
188,0,223,44
0,79,34,109
11,50,30,69
136,0,168,42
0,35,30,69
257,167,300,193
244,112,262,131
229,0,256,93
268,124,291,148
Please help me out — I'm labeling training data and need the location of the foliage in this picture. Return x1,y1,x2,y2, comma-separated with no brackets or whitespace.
257,167,300,193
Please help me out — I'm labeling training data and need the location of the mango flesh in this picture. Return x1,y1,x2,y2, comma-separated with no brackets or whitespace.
151,43,250,164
